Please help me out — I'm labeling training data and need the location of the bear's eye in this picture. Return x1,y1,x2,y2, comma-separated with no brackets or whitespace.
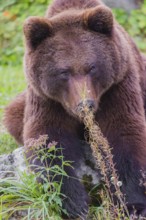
89,64,96,74
59,70,70,80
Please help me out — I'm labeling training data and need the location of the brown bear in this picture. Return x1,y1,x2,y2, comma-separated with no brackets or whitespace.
3,0,146,218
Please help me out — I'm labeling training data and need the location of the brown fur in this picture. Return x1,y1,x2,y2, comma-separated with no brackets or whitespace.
46,0,102,18
3,0,146,218
3,92,25,144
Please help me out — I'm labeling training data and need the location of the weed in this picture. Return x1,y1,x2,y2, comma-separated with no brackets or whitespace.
78,105,129,219
0,137,70,220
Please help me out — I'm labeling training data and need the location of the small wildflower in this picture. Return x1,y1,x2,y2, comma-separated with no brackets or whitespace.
111,176,115,182
48,141,58,148
117,181,122,187
25,135,49,149
3,11,10,17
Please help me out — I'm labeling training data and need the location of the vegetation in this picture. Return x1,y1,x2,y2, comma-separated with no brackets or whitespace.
0,66,25,154
113,0,146,52
79,107,130,219
0,140,68,219
0,0,52,66
0,0,146,219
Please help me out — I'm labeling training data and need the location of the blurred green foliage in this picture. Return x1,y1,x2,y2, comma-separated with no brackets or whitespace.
0,66,26,154
0,0,52,66
0,0,146,66
113,0,146,52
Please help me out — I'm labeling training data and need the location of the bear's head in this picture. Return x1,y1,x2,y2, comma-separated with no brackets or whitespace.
23,5,129,116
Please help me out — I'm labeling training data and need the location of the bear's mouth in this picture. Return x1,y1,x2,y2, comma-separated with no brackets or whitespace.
63,99,98,121
75,99,97,119
76,99,96,114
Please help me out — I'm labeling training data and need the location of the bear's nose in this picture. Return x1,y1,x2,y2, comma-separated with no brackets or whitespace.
76,100,95,113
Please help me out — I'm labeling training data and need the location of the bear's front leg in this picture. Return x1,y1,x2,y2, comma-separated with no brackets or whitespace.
25,133,89,219
110,131,146,214
23,105,89,219
55,136,89,220
96,77,146,217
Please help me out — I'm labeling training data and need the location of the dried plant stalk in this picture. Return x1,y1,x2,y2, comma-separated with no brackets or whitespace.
79,106,128,217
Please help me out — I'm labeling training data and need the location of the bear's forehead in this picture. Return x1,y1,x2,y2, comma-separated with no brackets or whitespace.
32,22,111,71
38,30,101,61
34,34,102,74
43,27,106,53
49,9,85,30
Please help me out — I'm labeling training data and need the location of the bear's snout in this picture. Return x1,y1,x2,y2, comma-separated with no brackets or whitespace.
76,99,95,114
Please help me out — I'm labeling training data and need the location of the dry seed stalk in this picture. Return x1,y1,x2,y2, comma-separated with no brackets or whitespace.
79,106,128,216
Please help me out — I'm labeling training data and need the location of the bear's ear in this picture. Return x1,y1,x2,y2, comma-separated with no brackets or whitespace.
23,16,53,50
83,5,113,35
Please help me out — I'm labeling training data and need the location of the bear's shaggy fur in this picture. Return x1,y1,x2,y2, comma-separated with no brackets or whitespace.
4,0,146,218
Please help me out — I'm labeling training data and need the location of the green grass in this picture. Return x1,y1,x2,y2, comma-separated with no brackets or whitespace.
0,143,69,220
0,65,26,154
